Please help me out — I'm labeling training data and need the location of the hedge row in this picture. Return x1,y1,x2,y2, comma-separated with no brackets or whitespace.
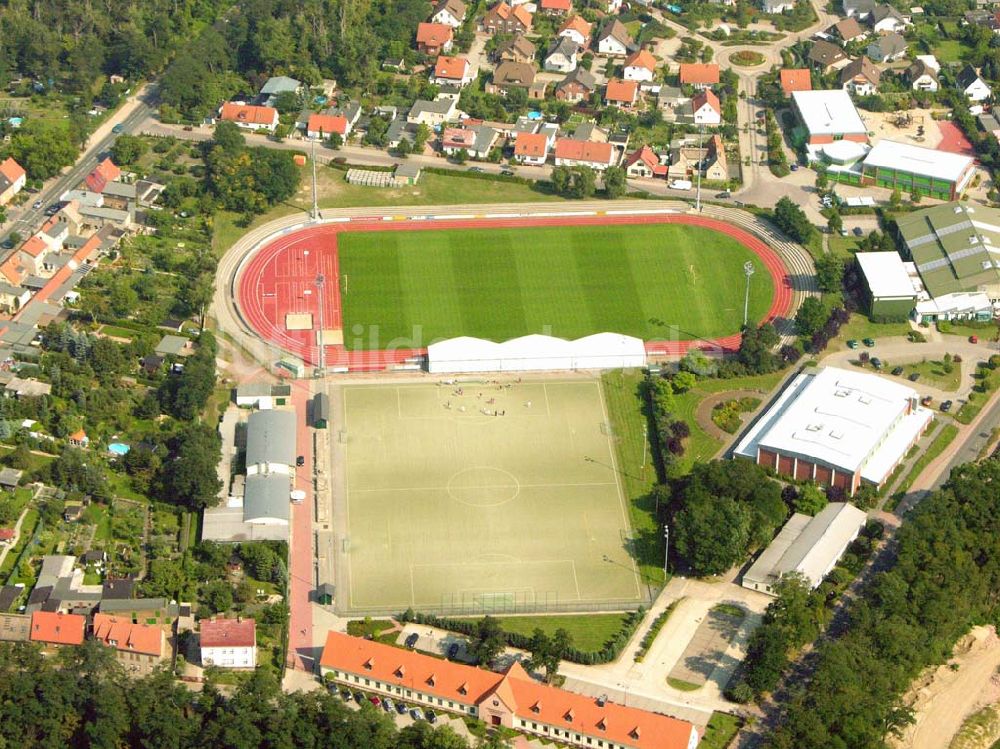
634,599,679,662
398,609,646,665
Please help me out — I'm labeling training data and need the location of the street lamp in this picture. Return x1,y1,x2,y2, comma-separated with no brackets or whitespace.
742,261,755,327
663,525,669,578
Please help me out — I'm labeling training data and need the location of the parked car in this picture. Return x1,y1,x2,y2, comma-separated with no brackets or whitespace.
863,338,876,347
715,191,731,199
467,166,484,173
410,709,423,721
296,455,305,467
32,200,42,209
789,163,798,171
369,696,381,707
891,366,904,376
909,372,920,382
970,335,979,344
921,395,933,406
871,357,883,369
846,339,859,349
941,400,953,412
853,227,864,236
405,632,419,648
425,710,437,723
111,123,124,134
396,702,408,714
500,169,515,176
383,698,394,712
182,125,194,131
353,692,365,703
447,642,460,659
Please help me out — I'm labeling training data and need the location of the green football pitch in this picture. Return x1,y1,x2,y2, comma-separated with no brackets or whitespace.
337,379,646,613
336,223,774,348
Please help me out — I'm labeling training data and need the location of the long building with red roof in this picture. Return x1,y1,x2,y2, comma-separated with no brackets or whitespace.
320,631,699,749
92,613,166,676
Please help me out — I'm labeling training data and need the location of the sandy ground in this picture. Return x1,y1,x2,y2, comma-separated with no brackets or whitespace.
865,107,944,149
892,626,1000,749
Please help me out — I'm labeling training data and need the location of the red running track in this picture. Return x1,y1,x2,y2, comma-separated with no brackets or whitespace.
235,214,794,369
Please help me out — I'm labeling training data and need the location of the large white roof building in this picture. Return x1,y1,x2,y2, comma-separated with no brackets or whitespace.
791,90,868,144
733,367,932,495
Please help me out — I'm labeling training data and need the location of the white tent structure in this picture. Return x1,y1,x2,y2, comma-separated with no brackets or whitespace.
427,333,647,373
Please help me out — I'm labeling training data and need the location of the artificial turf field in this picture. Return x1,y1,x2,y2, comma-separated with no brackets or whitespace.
337,378,646,613
337,223,774,348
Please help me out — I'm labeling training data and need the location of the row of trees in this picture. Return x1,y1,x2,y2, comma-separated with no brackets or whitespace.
0,642,501,749
765,458,1000,748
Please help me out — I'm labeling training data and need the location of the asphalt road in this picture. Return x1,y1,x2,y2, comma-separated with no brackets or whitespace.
1,84,158,248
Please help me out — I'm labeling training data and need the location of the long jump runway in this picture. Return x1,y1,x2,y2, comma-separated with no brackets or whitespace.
235,213,794,370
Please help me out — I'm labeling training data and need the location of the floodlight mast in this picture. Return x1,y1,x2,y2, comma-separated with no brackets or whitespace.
743,260,756,327
311,138,320,222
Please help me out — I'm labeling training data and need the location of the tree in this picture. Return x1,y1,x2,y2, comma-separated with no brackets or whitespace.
110,134,147,165
603,166,627,199
327,132,343,150
890,188,902,208
8,121,78,180
211,121,246,154
827,211,842,235
202,580,234,613
674,492,751,575
161,423,222,510
396,137,413,156
471,616,506,666
795,297,828,338
792,483,828,516
814,254,845,294
773,196,817,244
672,370,697,393
272,90,301,114
815,171,828,190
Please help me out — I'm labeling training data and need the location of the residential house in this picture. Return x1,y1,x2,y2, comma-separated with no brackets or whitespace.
318,632,701,749
201,617,256,669
0,283,29,313
840,56,882,95
329,100,363,133
870,4,908,33
92,614,166,677
555,67,597,102
540,0,572,14
306,113,349,140
595,19,634,56
605,78,639,109
85,158,121,193
667,133,729,181
431,0,467,27
907,59,939,91
808,40,849,71
0,157,26,206
571,122,610,143
559,15,592,46
780,68,812,95
441,126,498,158
833,17,867,42
762,0,795,13
545,38,580,73
482,2,533,35
487,62,543,99
958,65,993,102
843,0,876,17
30,611,86,648
68,429,89,448
979,112,1000,139
513,132,552,165
867,32,906,62
657,85,690,120
218,103,279,133
407,98,459,127
416,22,454,55
432,56,474,87
679,63,720,89
623,49,657,82
624,145,668,178
496,35,536,64
259,76,300,107
18,235,50,276
553,138,617,170
5,378,52,398
691,89,722,125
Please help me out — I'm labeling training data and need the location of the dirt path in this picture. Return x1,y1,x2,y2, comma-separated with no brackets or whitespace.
693,389,768,442
892,626,1000,749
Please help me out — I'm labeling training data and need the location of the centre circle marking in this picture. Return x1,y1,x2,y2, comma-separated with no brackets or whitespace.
447,466,520,507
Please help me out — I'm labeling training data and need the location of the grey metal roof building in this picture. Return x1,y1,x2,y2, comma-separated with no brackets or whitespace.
245,409,297,469
742,503,867,596
243,473,291,525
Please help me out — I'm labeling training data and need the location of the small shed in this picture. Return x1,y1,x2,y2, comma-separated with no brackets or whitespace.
394,163,422,185
317,582,335,605
312,392,330,429
0,468,22,490
155,335,190,357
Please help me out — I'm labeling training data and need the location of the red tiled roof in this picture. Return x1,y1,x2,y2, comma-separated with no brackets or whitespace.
692,88,721,114
30,611,86,646
553,138,614,164
417,22,454,46
679,63,719,85
780,68,812,94
625,145,659,170
69,429,88,442
624,49,656,72
559,15,591,37
20,235,47,258
0,529,14,541
319,632,696,749
219,103,278,126
201,617,256,648
512,5,534,26
443,127,477,148
0,157,26,185
541,0,572,9
434,55,469,80
307,113,349,136
19,234,101,310
605,78,638,103
93,614,164,657
85,157,121,193
515,132,549,156
0,255,24,286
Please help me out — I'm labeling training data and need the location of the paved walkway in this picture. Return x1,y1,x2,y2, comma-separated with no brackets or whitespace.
287,380,317,672
0,503,31,571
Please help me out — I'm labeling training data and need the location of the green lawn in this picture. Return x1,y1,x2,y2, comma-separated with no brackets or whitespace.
933,39,965,64
700,712,743,749
667,677,701,692
896,359,961,392
99,325,136,340
491,613,632,652
836,314,913,347
827,234,860,258
338,224,774,346
892,423,959,502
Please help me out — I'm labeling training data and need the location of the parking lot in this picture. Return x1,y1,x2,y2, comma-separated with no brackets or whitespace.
667,606,746,690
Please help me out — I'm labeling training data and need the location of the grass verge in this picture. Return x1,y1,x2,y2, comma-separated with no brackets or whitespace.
493,613,633,652
700,712,744,749
667,677,702,692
